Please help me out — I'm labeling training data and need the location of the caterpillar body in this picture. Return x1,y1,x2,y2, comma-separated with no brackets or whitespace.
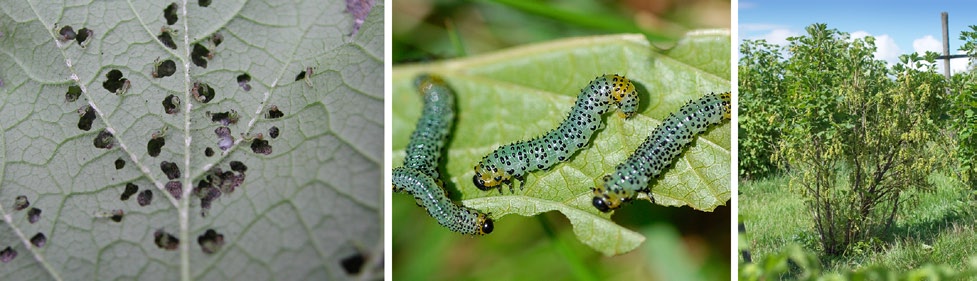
473,74,639,193
393,74,493,235
592,92,731,212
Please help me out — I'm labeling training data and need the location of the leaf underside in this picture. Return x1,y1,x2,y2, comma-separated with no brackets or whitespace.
392,31,731,255
0,0,382,279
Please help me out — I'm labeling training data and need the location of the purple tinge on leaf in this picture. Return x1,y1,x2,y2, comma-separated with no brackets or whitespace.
346,0,374,36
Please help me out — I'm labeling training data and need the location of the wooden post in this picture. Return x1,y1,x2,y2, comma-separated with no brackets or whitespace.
942,12,951,80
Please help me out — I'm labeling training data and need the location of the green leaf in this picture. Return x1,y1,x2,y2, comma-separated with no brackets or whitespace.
0,1,382,279
392,31,731,255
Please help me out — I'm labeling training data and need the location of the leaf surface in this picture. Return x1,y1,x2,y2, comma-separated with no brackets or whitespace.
0,1,382,279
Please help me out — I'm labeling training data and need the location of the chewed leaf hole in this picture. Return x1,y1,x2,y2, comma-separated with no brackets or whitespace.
102,69,130,95
251,139,272,155
198,0,212,7
209,110,238,126
266,105,284,119
94,129,115,149
163,95,181,114
341,252,366,274
205,147,214,157
121,183,138,201
115,157,126,169
197,229,224,254
194,180,222,214
211,32,223,46
164,3,179,25
58,25,76,42
160,161,180,180
158,29,177,50
215,127,233,151
192,82,216,103
268,126,280,139
166,181,183,199
229,161,247,173
236,73,251,91
77,105,96,131
109,209,124,222
137,190,153,207
27,208,41,224
14,195,30,211
30,233,46,248
153,59,177,78
191,43,210,68
0,247,16,263
154,229,179,250
65,85,81,102
148,135,165,157
76,28,92,47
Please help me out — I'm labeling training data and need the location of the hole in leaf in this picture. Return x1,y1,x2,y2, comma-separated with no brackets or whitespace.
0,247,16,263
211,32,223,46
157,30,177,50
198,0,212,8
163,3,179,25
75,27,92,47
115,158,125,169
251,139,272,155
148,130,166,157
14,195,29,211
109,209,124,222
27,208,41,224
166,181,183,199
215,127,233,151
163,95,181,114
205,147,214,157
194,179,222,214
154,229,179,250
295,69,307,81
160,161,180,180
192,82,215,103
346,0,374,36
236,73,251,91
209,110,238,126
94,129,115,149
30,233,46,248
266,105,284,119
341,252,366,274
121,183,138,201
77,105,96,131
102,69,130,95
65,85,81,102
58,25,76,42
153,59,176,78
197,229,224,254
191,43,210,68
229,161,247,173
268,126,280,139
137,190,153,207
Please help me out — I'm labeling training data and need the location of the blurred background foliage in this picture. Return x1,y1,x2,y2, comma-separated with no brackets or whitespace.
392,1,732,280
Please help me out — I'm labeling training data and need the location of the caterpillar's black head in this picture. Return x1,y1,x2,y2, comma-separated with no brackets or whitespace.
479,217,494,235
592,197,611,213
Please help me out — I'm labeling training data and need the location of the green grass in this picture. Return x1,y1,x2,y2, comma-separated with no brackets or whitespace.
739,172,977,275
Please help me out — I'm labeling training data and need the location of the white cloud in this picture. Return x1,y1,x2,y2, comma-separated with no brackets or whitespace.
912,35,941,53
756,28,798,46
850,31,903,65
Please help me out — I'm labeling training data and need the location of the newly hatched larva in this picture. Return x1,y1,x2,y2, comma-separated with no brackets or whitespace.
591,92,731,212
473,74,640,193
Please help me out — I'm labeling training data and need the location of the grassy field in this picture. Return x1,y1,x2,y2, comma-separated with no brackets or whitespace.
739,172,977,275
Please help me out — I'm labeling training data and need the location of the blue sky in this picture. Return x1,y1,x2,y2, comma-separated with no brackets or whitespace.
739,1,977,73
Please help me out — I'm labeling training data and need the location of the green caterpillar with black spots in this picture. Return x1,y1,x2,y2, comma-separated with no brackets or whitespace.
393,74,493,235
473,74,640,193
592,92,731,212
